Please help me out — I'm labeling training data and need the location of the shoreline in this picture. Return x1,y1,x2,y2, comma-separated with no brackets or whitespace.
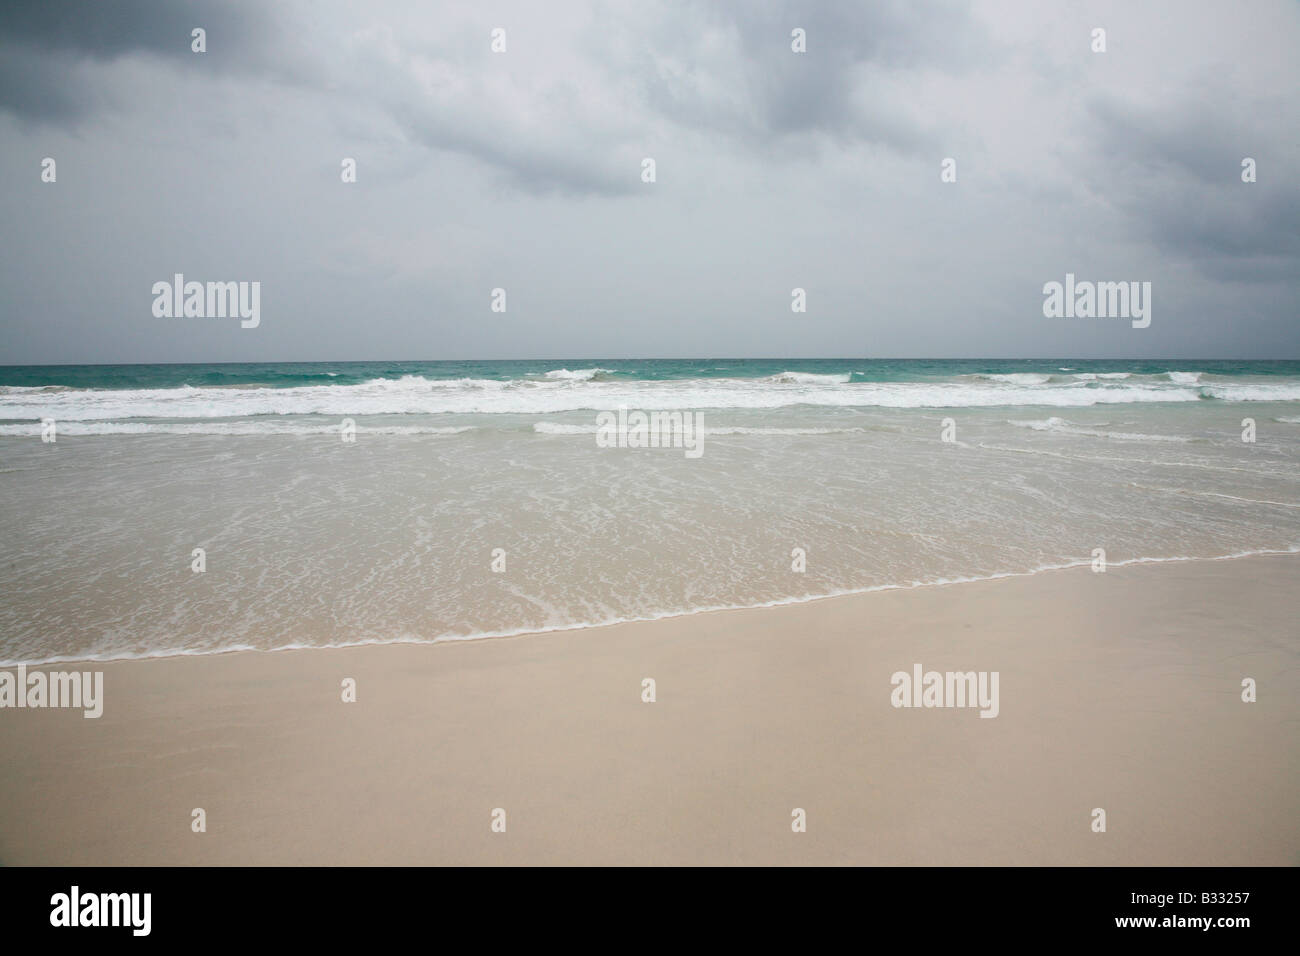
7,546,1298,668
1,552,1297,865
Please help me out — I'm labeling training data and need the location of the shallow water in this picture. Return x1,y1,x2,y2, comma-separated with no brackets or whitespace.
2,360,1297,662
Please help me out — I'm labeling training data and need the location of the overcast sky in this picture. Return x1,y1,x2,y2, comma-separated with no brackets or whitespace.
1,0,1297,364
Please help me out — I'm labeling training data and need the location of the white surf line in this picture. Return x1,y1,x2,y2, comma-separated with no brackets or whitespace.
976,442,1300,477
9,548,1299,668
1126,483,1300,508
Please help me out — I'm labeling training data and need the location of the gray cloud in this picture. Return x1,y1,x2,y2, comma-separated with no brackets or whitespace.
1082,88,1300,281
0,0,1296,363
0,0,283,122
0,0,256,58
605,0,987,155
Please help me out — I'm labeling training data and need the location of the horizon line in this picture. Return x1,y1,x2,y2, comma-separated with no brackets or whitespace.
3,356,1300,369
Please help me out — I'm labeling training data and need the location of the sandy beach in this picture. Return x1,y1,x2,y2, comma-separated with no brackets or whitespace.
1,552,1295,866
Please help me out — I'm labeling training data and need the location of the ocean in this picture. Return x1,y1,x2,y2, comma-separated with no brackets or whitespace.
2,358,1298,663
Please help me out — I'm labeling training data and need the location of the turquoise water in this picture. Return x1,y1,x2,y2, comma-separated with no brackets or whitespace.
2,358,1298,391
3,359,1299,432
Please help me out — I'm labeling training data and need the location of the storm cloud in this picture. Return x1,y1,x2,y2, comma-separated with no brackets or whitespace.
0,0,1296,363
